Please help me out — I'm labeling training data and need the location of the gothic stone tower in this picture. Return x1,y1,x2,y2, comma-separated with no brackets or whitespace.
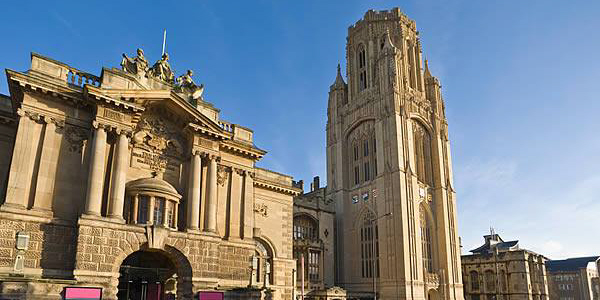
326,8,464,300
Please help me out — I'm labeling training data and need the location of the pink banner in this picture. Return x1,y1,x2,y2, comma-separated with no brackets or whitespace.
64,287,102,299
199,291,224,300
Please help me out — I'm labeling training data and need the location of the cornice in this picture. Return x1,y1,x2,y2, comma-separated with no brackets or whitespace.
220,140,266,160
84,85,144,112
254,178,302,196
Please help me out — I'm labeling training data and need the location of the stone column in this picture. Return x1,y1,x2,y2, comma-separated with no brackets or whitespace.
173,202,179,229
33,119,63,213
107,131,129,220
4,110,44,209
132,194,139,224
84,125,107,216
203,156,218,233
242,171,254,239
228,168,243,240
186,152,202,231
162,200,169,227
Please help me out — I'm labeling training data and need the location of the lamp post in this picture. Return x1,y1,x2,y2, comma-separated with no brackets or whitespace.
371,212,392,300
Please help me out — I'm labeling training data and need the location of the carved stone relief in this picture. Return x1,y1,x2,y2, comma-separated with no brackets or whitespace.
130,113,185,174
217,165,229,187
64,125,88,153
254,203,268,217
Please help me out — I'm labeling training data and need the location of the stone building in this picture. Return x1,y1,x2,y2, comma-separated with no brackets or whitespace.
461,232,549,300
292,177,339,299
546,256,600,300
291,7,464,300
0,51,301,299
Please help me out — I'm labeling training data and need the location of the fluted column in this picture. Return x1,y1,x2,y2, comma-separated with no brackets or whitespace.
84,125,107,216
204,156,218,233
186,152,202,231
107,131,129,220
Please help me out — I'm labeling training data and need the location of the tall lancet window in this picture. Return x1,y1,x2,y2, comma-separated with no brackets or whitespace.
357,45,367,91
360,211,379,278
412,121,433,186
420,206,433,273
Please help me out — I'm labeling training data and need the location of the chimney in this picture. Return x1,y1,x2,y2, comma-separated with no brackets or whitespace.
313,176,320,190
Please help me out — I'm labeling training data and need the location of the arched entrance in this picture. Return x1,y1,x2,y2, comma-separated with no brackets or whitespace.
117,249,179,300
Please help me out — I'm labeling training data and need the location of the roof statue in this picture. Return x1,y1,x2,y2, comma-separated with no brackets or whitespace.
175,70,204,102
120,48,205,103
149,53,175,83
121,48,149,77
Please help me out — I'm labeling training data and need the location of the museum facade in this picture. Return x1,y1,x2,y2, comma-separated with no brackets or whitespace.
0,50,300,299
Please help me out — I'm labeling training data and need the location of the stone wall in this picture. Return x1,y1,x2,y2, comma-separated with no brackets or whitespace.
0,214,77,277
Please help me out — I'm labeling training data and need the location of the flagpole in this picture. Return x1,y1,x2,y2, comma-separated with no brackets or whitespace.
162,29,166,55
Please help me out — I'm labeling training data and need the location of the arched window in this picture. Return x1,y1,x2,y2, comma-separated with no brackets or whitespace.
255,239,273,286
470,271,480,291
360,211,379,278
420,206,433,273
293,215,318,240
485,270,496,292
357,45,368,91
412,121,433,186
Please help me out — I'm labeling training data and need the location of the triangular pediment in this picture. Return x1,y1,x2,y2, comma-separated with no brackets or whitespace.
84,85,227,139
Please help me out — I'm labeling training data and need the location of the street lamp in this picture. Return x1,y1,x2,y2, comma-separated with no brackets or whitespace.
371,211,392,300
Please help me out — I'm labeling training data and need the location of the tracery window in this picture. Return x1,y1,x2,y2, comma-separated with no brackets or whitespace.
308,251,320,282
293,215,318,240
412,121,433,185
470,271,480,290
350,132,377,187
360,211,379,278
420,206,433,273
357,45,368,91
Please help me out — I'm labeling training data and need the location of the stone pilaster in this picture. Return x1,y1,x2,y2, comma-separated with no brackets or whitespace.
4,109,44,210
242,171,254,240
107,131,129,221
186,152,202,231
204,155,218,233
32,117,64,213
84,124,107,216
228,168,243,240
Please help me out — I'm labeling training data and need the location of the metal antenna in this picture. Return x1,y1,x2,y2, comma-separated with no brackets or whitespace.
162,29,167,55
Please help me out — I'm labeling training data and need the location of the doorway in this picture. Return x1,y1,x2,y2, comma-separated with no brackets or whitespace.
117,250,177,300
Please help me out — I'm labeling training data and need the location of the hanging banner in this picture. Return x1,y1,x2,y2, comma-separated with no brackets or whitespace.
198,291,224,300
63,287,102,300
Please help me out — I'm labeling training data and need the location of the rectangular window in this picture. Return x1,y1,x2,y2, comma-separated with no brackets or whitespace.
354,145,359,161
166,202,174,228
364,162,370,181
138,196,148,224
154,198,165,225
354,166,360,185
364,140,369,157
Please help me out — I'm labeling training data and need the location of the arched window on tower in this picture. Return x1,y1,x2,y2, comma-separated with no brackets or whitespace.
360,211,379,278
485,270,496,292
412,121,434,186
420,206,433,273
357,45,368,91
470,271,480,291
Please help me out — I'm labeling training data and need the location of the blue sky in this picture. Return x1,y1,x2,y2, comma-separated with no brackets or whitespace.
1,1,599,259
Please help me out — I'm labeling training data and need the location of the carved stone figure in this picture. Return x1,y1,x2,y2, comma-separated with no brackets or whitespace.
121,48,149,76
149,53,175,83
175,70,204,101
